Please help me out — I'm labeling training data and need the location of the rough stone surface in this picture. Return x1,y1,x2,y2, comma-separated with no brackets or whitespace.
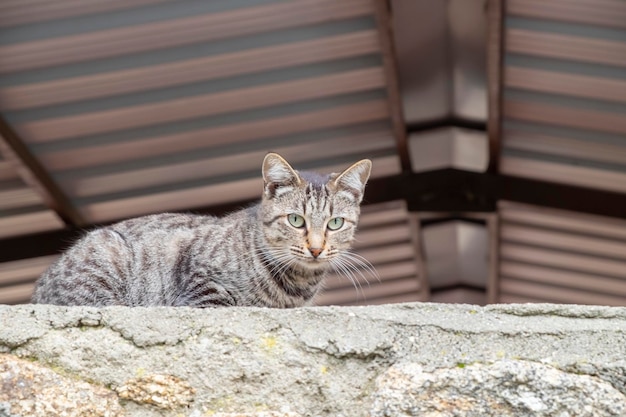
0,354,123,417
212,414,301,417
371,360,626,417
0,303,624,416
115,374,195,409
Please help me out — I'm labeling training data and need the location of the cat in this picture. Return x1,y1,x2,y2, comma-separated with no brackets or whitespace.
31,153,373,308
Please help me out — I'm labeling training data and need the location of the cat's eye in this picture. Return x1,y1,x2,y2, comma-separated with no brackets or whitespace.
287,213,305,228
327,217,344,231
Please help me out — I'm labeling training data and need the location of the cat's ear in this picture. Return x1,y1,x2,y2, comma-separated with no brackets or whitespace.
330,159,372,203
262,153,302,199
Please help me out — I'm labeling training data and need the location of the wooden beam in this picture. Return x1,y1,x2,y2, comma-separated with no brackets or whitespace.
372,0,411,172
0,115,85,226
486,214,500,304
495,174,626,219
486,0,504,173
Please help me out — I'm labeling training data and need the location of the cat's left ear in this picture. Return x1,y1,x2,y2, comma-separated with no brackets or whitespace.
262,153,302,199
330,159,372,203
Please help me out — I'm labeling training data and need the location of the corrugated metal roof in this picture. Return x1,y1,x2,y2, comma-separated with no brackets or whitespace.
0,255,58,304
501,0,626,193
0,0,400,226
498,201,626,306
0,0,625,308
0,0,407,305
0,142,64,238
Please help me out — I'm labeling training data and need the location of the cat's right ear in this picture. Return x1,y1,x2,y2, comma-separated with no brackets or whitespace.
262,153,301,199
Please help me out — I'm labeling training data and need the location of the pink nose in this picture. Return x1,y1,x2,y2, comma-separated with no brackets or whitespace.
309,247,322,258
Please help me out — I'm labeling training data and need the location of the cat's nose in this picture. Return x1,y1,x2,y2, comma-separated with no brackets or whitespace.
308,247,323,258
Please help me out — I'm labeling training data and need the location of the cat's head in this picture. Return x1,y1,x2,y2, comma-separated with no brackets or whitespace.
259,153,371,271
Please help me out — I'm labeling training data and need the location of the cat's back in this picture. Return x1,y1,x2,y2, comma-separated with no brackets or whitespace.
83,212,221,259
32,212,230,306
111,212,216,237
110,210,255,249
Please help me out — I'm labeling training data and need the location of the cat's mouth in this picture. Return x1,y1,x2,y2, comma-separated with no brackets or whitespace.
281,247,333,269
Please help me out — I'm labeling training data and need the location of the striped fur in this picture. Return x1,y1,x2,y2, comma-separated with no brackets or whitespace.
31,153,372,308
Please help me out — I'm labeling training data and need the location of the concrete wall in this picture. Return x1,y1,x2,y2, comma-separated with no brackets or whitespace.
1,303,625,416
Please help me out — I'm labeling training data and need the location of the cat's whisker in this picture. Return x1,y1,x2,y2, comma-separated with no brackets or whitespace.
337,256,370,289
340,251,380,283
329,257,366,300
262,249,297,277
328,248,381,302
233,247,291,271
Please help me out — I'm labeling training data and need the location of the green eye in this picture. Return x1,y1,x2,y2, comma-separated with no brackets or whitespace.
287,213,305,228
327,217,344,231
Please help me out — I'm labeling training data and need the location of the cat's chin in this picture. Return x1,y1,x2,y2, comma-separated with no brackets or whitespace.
297,257,330,270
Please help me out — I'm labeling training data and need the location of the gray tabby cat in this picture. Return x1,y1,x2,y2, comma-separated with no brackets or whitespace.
32,153,372,308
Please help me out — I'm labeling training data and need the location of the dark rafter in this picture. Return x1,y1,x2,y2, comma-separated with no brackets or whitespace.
2,170,625,263
486,0,504,174
372,0,411,172
0,115,85,226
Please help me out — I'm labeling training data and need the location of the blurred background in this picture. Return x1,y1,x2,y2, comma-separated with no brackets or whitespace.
0,0,624,306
